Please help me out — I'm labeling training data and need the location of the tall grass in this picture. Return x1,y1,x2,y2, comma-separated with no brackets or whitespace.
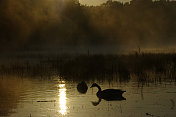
0,53,176,84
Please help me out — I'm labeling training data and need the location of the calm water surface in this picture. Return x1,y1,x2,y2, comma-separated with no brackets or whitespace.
0,76,176,117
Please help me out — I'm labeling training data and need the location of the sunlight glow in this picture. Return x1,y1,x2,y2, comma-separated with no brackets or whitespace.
58,83,67,115
59,84,65,88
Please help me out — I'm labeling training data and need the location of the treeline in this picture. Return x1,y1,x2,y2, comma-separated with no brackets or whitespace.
0,0,176,51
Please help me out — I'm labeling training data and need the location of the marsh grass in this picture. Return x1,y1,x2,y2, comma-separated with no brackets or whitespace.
0,53,176,84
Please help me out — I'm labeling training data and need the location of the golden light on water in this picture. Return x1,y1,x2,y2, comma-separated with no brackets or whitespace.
58,83,67,115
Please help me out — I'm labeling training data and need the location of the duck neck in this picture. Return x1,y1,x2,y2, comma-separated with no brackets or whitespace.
96,85,101,92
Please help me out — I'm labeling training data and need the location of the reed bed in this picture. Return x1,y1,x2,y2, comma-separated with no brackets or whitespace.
0,53,176,84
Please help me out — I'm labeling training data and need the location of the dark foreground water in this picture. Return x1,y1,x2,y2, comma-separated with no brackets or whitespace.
0,75,176,117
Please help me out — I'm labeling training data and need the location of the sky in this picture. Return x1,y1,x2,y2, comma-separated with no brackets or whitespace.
79,0,176,6
79,0,131,6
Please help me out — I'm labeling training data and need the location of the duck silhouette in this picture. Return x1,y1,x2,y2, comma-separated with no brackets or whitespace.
77,81,88,94
90,83,126,101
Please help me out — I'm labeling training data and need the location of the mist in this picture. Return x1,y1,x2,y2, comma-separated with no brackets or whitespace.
0,0,176,54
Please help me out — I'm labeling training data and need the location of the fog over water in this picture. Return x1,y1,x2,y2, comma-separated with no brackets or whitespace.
0,0,176,55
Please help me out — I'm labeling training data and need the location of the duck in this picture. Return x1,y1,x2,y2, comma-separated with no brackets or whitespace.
77,81,88,94
90,83,126,101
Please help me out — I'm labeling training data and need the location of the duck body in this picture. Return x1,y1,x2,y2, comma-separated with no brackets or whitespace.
91,83,126,101
97,89,126,101
77,81,88,94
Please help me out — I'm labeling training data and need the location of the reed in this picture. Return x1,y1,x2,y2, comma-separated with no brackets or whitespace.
0,53,176,84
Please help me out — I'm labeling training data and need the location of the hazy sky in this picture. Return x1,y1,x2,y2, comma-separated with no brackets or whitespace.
0,0,176,52
79,0,176,6
79,0,131,6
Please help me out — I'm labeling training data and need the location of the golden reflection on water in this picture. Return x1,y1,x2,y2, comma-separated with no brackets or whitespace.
58,83,67,115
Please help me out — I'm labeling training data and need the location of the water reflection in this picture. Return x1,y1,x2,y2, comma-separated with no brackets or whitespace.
91,96,126,106
0,76,27,116
58,83,67,115
91,98,102,106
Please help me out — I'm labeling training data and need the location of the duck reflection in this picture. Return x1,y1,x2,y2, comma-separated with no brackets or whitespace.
90,83,126,106
77,81,88,94
58,83,67,115
92,98,102,106
91,96,126,106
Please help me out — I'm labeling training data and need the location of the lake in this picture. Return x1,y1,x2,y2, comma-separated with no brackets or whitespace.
0,75,175,117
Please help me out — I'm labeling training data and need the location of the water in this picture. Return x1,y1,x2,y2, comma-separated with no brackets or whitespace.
0,75,176,117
